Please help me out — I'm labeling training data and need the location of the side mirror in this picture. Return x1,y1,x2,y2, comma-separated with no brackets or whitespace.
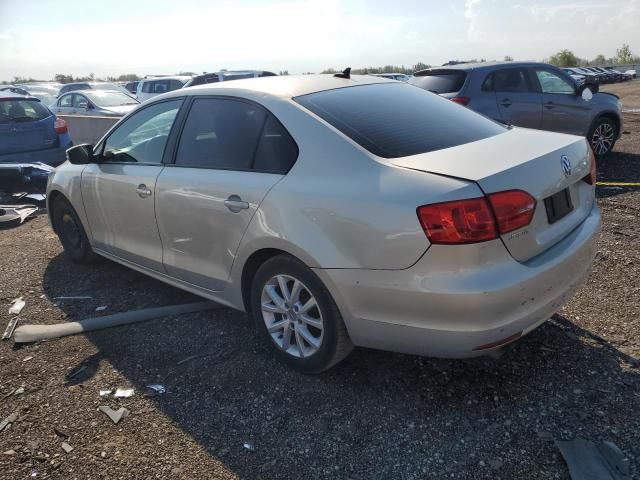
66,144,95,165
86,103,94,110
578,84,593,101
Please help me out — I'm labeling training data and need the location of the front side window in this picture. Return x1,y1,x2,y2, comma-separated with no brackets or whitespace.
73,94,89,109
102,99,182,164
493,68,530,93
535,70,575,94
59,94,73,107
295,83,506,158
176,98,266,170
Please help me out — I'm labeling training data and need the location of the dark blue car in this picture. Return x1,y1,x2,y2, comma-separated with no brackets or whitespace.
0,92,72,167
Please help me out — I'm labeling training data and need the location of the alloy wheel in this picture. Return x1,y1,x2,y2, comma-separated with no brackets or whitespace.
591,122,614,155
260,274,324,358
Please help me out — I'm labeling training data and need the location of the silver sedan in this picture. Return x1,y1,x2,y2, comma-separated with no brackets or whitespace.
47,74,600,372
51,90,139,117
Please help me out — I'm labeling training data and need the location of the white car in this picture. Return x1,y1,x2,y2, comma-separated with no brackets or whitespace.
136,76,192,103
52,90,139,117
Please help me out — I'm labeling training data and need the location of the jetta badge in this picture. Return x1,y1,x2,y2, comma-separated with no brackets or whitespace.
560,155,572,177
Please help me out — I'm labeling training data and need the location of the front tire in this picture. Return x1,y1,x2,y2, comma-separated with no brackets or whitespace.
250,255,353,373
52,197,98,264
588,117,617,156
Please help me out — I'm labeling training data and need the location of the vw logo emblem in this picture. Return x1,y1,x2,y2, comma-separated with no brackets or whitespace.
560,155,572,177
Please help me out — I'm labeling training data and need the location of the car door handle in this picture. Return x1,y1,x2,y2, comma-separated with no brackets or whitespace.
135,184,152,198
544,101,554,109
224,195,249,212
500,99,511,107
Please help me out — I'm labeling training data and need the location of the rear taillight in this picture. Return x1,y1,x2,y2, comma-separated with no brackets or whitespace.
487,190,536,234
54,117,67,134
417,190,536,245
417,197,497,244
451,96,470,106
583,147,596,185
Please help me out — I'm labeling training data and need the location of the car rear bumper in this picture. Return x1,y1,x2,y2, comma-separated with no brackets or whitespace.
0,141,72,167
316,202,600,358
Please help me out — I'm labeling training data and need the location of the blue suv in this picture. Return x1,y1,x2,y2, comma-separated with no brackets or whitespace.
0,92,72,167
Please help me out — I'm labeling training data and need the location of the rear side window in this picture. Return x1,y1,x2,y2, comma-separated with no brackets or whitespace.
493,68,530,93
0,99,50,123
253,115,298,172
142,80,183,94
176,98,266,170
295,83,505,158
409,70,467,94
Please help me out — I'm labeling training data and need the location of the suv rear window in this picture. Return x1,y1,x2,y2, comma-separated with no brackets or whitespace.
0,99,50,123
409,70,467,94
295,83,505,158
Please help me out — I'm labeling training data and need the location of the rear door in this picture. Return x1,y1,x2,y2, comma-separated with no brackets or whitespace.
533,67,589,135
156,97,297,291
491,67,543,129
81,99,183,271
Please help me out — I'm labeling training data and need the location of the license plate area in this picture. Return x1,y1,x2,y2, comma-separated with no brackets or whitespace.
544,188,573,224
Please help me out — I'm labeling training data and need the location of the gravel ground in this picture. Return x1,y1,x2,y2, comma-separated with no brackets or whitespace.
1,83,639,480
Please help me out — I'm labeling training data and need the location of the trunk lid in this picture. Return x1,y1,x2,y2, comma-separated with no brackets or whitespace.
392,127,594,262
0,108,57,156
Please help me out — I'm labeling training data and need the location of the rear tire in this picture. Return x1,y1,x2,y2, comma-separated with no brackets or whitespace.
250,255,353,373
52,197,99,264
588,117,617,156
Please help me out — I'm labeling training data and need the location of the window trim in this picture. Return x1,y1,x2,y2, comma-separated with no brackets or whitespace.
94,97,186,166
484,67,533,94
165,94,299,175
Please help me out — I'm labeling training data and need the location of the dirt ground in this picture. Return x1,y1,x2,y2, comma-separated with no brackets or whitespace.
1,82,639,480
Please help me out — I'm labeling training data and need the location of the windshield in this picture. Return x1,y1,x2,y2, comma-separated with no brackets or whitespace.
295,83,505,158
409,70,467,94
0,99,50,123
85,91,138,107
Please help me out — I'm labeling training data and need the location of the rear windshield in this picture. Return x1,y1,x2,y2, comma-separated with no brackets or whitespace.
409,70,467,94
0,99,50,123
295,83,505,158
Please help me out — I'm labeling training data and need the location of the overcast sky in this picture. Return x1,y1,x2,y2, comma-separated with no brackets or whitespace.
0,0,638,81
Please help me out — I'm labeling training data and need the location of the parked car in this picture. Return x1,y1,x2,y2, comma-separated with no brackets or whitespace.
0,85,31,96
48,74,599,372
52,91,139,117
586,67,616,83
561,69,586,86
58,82,132,97
183,71,277,88
372,73,411,82
623,69,636,79
563,67,600,88
577,67,608,84
0,92,72,167
602,66,632,81
410,62,622,155
124,81,140,95
136,76,192,102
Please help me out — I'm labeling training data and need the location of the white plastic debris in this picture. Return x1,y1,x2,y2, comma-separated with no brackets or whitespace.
61,442,73,454
98,406,129,424
22,356,33,362
114,388,134,398
95,306,108,312
9,297,25,315
99,389,112,396
145,384,166,396
243,443,255,451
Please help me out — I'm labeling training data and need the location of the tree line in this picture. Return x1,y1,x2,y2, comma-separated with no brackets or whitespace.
547,44,639,68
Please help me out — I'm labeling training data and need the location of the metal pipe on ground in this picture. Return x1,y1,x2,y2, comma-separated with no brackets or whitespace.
13,301,219,343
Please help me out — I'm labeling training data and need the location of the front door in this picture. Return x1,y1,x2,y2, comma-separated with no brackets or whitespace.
533,68,590,136
156,97,298,291
81,98,183,272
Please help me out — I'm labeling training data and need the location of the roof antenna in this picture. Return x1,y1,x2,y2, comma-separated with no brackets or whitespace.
334,67,351,79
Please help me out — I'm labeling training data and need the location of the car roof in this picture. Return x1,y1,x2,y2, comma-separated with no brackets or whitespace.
169,74,396,99
142,76,192,82
0,91,37,99
416,61,556,74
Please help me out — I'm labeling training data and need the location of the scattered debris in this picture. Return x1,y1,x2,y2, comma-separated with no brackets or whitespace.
53,428,68,440
177,354,199,365
144,384,166,397
555,437,630,480
9,297,25,315
14,301,218,343
0,411,19,432
67,365,87,379
14,387,25,396
99,389,113,396
98,406,129,425
243,443,255,451
95,306,108,312
0,205,38,227
3,449,16,455
22,356,33,362
1,388,16,401
61,442,74,454
2,316,20,340
114,388,134,398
